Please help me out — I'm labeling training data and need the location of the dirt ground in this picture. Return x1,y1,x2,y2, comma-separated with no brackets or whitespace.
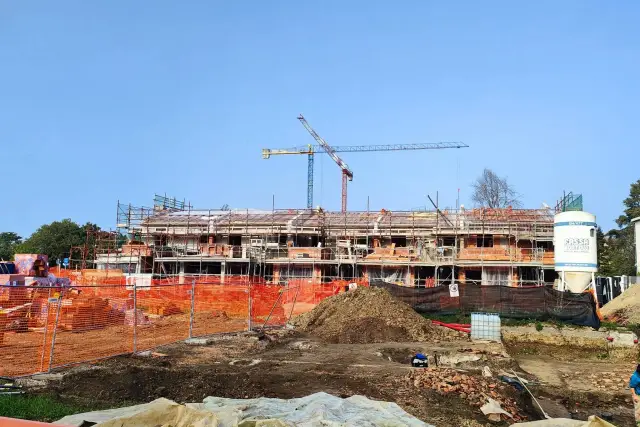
22,328,637,427
0,313,247,377
505,339,637,426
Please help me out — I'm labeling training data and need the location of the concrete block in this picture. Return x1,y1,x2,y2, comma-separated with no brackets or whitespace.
607,331,638,347
185,337,214,345
14,378,47,388
30,373,64,381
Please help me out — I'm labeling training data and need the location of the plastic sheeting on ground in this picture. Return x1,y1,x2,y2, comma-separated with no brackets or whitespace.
55,392,433,427
513,416,616,426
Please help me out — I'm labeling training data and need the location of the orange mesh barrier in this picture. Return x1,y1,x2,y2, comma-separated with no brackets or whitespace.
0,285,55,377
50,285,134,368
134,284,192,351
251,284,288,328
0,277,367,377
191,283,249,337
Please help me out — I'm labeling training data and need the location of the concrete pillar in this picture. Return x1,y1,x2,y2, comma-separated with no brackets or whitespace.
273,265,280,284
406,266,414,287
221,260,226,284
178,262,185,284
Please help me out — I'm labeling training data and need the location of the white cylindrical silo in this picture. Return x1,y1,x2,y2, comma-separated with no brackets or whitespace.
553,211,597,293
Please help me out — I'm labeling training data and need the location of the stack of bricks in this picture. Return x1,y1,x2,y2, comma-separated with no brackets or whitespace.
144,301,182,316
59,297,124,332
0,312,6,345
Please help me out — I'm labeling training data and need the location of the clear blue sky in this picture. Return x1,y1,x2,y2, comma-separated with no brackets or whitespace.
1,1,638,238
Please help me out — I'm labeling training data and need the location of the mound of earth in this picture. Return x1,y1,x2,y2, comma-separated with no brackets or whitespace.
601,284,640,324
292,286,464,344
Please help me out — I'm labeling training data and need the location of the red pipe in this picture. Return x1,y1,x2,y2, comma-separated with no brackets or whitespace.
431,320,470,333
431,320,471,328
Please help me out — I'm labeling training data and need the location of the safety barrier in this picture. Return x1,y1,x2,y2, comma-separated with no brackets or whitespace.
0,279,353,377
371,281,601,329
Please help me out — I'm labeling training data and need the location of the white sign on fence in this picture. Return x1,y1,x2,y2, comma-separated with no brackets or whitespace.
449,283,460,297
125,273,152,290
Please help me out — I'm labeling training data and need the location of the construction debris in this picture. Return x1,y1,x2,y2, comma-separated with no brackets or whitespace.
408,367,525,422
293,287,465,344
480,397,513,421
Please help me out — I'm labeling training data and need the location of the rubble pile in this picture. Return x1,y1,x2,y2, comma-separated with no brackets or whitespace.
293,286,465,344
409,367,525,422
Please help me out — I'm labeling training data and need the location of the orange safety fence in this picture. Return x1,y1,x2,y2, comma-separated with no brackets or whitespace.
0,276,368,377
0,285,55,376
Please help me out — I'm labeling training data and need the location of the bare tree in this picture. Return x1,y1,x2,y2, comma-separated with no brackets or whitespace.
471,168,521,208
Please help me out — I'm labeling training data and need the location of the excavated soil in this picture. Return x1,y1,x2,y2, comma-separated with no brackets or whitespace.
25,330,637,426
39,334,517,427
293,287,465,344
601,285,640,324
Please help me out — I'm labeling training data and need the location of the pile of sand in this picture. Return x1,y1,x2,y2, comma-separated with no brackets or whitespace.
292,286,464,344
601,284,640,324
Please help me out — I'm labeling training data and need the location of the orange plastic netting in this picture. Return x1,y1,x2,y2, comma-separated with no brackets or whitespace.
0,275,365,377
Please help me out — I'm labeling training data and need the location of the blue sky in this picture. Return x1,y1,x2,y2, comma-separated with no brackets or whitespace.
1,1,638,237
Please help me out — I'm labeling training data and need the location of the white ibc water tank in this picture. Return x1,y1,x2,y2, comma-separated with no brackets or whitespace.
554,211,597,293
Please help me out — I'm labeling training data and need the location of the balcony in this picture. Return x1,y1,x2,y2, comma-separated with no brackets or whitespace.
458,247,546,263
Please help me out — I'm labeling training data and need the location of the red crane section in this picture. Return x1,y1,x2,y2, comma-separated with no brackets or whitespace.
297,114,353,212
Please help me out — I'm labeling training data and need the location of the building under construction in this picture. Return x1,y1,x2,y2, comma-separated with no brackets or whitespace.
92,195,556,288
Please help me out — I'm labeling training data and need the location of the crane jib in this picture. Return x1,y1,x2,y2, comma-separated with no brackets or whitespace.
261,114,467,211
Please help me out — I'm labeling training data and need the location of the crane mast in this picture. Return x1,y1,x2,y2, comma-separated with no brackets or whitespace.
297,114,353,212
262,117,469,211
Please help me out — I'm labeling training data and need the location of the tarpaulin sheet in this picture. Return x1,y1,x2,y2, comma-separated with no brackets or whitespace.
513,416,615,426
372,281,601,329
56,393,433,427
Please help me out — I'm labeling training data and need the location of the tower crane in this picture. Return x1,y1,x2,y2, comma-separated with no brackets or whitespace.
297,114,353,213
262,115,469,211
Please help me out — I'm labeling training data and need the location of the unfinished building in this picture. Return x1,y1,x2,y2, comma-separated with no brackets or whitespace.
93,198,556,288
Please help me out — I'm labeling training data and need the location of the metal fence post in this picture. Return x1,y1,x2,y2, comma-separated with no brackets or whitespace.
247,282,253,331
189,279,195,338
39,288,52,372
133,281,137,353
47,296,62,372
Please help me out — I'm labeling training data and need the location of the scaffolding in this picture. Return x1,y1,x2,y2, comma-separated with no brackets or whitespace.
96,198,557,288
555,192,583,212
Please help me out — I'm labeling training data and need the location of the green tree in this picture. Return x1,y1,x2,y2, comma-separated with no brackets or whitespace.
0,232,22,261
602,179,640,276
616,179,640,227
16,220,99,266
596,227,612,276
606,227,636,276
